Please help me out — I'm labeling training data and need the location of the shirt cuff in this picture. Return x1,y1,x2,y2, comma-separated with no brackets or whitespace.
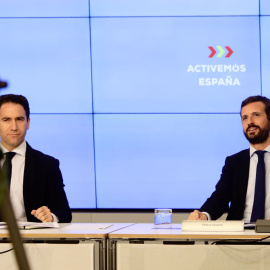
202,212,211,220
51,213,59,222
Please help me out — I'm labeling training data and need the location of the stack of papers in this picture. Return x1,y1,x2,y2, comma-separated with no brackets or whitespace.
0,221,59,230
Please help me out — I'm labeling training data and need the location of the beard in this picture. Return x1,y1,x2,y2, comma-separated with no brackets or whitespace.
244,124,270,144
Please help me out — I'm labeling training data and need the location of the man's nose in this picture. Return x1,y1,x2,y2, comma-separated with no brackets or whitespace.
248,116,255,125
10,120,18,130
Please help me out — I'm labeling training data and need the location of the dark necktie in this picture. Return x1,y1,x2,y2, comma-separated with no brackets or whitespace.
2,152,16,187
250,150,266,222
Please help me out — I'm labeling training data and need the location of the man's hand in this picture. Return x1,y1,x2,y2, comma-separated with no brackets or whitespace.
188,210,207,220
31,206,54,223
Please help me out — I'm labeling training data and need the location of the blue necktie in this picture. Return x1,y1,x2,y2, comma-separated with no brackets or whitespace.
2,152,16,187
250,150,266,222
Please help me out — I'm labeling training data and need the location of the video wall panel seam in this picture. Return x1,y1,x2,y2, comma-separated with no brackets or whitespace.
0,17,90,19
90,15,258,18
88,3,98,208
259,15,263,95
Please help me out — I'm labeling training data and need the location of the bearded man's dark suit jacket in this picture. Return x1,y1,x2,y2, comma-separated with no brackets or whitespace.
199,149,250,220
23,143,72,223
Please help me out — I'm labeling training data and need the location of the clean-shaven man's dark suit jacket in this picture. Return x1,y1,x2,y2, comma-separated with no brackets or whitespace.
23,143,72,223
200,149,250,220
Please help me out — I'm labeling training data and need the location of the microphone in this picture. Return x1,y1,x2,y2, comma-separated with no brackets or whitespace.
0,80,8,88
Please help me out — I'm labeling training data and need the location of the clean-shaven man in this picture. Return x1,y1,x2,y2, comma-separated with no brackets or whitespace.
0,94,71,223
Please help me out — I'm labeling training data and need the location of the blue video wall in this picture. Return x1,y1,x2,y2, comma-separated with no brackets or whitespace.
0,0,268,209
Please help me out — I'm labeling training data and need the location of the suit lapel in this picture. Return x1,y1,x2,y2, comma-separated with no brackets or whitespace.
24,143,36,189
23,143,37,219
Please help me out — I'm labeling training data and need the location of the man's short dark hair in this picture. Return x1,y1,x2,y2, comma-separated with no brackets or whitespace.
241,95,270,120
0,94,30,120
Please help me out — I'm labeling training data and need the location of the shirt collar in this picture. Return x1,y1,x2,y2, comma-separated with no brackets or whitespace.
0,141,27,157
250,144,270,157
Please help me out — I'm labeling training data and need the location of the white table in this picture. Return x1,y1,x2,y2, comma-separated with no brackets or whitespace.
0,223,134,270
108,223,270,270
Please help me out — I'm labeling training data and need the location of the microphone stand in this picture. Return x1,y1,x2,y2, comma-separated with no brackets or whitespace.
0,80,31,270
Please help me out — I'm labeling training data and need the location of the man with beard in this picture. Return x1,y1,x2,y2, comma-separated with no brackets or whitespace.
188,95,270,222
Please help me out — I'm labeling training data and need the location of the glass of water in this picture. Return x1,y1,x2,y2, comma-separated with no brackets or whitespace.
154,209,172,228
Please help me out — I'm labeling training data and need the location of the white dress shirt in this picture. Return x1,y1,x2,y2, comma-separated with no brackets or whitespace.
1,141,27,221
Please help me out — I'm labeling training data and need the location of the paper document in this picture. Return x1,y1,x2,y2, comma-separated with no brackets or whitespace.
18,221,59,230
88,224,113,230
244,222,256,229
0,221,59,230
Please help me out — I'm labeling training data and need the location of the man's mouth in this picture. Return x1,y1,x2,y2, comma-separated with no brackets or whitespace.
247,125,259,133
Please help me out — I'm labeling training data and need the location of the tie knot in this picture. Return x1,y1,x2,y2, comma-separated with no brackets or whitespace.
5,152,16,161
255,150,266,160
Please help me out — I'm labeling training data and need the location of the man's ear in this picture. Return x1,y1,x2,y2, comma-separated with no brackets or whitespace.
27,117,30,130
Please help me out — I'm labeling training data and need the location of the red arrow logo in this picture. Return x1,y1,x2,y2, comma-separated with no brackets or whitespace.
225,46,233,57
208,46,216,58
